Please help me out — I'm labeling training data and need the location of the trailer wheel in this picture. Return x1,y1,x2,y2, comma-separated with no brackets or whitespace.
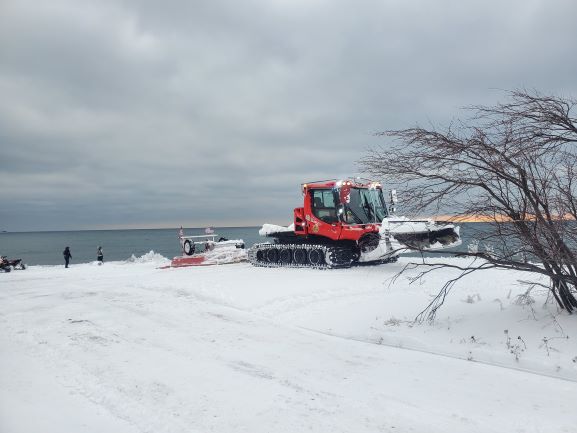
279,248,292,264
308,248,324,266
293,248,307,265
266,248,279,263
183,240,195,256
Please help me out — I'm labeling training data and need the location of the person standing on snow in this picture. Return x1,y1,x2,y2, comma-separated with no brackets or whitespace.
97,246,104,264
63,246,72,268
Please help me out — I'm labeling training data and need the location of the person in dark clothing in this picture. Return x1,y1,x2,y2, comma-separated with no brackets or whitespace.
97,246,104,265
63,246,71,268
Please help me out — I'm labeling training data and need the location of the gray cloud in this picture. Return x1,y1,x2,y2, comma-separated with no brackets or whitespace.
1,0,576,231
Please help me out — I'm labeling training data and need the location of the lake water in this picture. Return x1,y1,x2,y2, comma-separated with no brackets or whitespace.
0,223,489,266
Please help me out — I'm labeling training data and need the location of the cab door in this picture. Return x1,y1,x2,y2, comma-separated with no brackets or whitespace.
306,189,341,241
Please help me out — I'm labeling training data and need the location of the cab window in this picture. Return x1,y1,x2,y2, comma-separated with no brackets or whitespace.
311,189,338,223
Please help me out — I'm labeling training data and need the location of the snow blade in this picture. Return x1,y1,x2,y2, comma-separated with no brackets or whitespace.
385,219,461,252
392,226,460,251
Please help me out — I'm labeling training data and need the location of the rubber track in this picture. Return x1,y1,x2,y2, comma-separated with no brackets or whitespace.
248,243,353,269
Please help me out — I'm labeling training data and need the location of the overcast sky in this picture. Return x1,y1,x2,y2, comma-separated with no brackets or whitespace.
1,0,576,231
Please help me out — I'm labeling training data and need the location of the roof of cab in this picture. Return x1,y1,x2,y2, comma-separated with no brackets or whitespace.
301,178,379,189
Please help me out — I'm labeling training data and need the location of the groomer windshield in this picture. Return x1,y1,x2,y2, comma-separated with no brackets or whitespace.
342,187,388,224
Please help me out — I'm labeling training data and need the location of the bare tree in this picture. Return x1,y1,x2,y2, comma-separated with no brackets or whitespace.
362,90,577,320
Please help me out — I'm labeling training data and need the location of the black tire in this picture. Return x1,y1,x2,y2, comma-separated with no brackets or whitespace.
359,232,381,253
256,249,265,262
308,248,324,266
266,248,279,263
183,240,195,256
293,248,307,265
279,248,292,264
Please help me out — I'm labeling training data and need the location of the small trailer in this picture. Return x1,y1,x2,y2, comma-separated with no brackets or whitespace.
167,231,246,268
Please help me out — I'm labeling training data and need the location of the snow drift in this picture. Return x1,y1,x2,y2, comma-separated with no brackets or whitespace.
0,257,575,433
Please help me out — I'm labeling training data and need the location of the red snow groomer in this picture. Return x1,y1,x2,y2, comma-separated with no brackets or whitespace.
248,178,461,269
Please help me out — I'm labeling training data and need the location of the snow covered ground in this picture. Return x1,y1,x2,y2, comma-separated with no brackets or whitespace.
1,253,576,433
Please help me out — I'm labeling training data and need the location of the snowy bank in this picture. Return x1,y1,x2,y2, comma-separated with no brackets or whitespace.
0,254,576,433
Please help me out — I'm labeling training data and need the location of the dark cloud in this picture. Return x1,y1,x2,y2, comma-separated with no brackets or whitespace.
1,0,576,231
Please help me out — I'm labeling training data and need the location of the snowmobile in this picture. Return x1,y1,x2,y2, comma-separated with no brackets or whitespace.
0,256,27,272
166,229,246,268
248,178,461,269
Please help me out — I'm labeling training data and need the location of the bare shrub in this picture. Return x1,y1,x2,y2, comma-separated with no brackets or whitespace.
363,90,577,320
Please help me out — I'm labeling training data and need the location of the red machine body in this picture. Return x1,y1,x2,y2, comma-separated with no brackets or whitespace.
249,177,460,268
292,179,385,243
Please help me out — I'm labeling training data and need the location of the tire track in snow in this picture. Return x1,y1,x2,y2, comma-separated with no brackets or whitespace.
0,314,212,433
298,325,577,383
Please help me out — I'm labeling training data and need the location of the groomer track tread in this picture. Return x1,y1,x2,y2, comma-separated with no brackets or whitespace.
248,243,354,269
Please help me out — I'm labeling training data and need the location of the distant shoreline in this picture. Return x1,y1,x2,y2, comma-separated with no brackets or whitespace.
0,226,263,234
0,221,500,234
